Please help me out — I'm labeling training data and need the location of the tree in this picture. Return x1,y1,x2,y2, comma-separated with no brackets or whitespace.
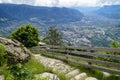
109,40,120,55
43,26,63,45
110,40,119,48
12,24,39,47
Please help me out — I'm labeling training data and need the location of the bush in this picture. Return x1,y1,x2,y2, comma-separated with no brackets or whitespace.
109,40,120,55
9,63,34,80
12,24,40,47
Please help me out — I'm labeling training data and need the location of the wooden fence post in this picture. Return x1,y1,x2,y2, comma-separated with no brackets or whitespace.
65,46,69,63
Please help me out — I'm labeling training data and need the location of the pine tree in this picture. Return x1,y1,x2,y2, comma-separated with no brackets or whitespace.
43,26,63,45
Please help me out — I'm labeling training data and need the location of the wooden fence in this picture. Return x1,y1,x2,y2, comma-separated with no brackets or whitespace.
31,45,120,75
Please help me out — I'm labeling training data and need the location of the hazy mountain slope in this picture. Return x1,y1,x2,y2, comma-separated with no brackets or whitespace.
72,6,100,12
0,4,83,24
95,5,120,19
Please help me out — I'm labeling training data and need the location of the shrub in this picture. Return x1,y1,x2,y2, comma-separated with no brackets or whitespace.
9,63,34,80
12,24,40,47
110,40,119,48
109,40,120,55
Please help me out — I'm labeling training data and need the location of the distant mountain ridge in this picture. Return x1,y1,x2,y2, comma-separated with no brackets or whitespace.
0,3,83,24
72,6,100,12
95,5,120,19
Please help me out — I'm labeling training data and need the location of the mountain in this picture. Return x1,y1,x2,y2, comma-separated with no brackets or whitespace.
0,3,83,24
95,5,120,19
72,6,100,13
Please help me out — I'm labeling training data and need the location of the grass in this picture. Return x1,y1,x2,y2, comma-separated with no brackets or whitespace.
103,75,120,80
0,66,4,75
4,70,14,80
0,65,14,80
24,56,50,74
54,72,68,80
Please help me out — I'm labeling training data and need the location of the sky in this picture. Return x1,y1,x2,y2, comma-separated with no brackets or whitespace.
0,0,120,7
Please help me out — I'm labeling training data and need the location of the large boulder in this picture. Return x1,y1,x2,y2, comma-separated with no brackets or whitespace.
0,37,30,64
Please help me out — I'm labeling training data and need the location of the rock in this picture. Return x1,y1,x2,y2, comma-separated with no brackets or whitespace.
85,77,98,80
71,73,87,80
103,72,110,77
33,54,74,74
35,72,60,80
0,37,30,63
38,42,46,46
0,75,4,80
65,69,80,78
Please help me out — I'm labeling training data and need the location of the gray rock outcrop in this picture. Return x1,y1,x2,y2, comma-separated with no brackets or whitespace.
35,72,60,80
0,75,4,80
0,37,30,63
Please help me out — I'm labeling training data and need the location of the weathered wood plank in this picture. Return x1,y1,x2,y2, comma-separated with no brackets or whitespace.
32,46,48,49
67,55,120,68
45,49,120,61
45,50,120,68
45,52,120,75
71,51,120,61
47,45,120,53
67,59,120,75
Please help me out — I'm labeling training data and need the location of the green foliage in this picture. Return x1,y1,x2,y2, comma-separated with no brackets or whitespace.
107,40,120,55
9,63,34,80
35,76,51,80
110,40,119,48
12,24,40,47
103,75,120,80
4,70,14,80
54,71,68,80
0,44,7,66
104,40,120,63
43,26,63,45
79,67,103,79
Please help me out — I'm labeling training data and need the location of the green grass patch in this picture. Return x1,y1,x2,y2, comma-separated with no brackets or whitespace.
54,72,69,80
0,65,14,80
102,75,120,80
24,56,47,74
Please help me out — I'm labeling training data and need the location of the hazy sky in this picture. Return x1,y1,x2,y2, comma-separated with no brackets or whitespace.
0,0,120,7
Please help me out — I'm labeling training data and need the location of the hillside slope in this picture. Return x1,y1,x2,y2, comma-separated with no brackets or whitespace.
95,5,120,19
0,3,83,24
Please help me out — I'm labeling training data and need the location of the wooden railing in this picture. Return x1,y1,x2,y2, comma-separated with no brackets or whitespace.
31,45,120,75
